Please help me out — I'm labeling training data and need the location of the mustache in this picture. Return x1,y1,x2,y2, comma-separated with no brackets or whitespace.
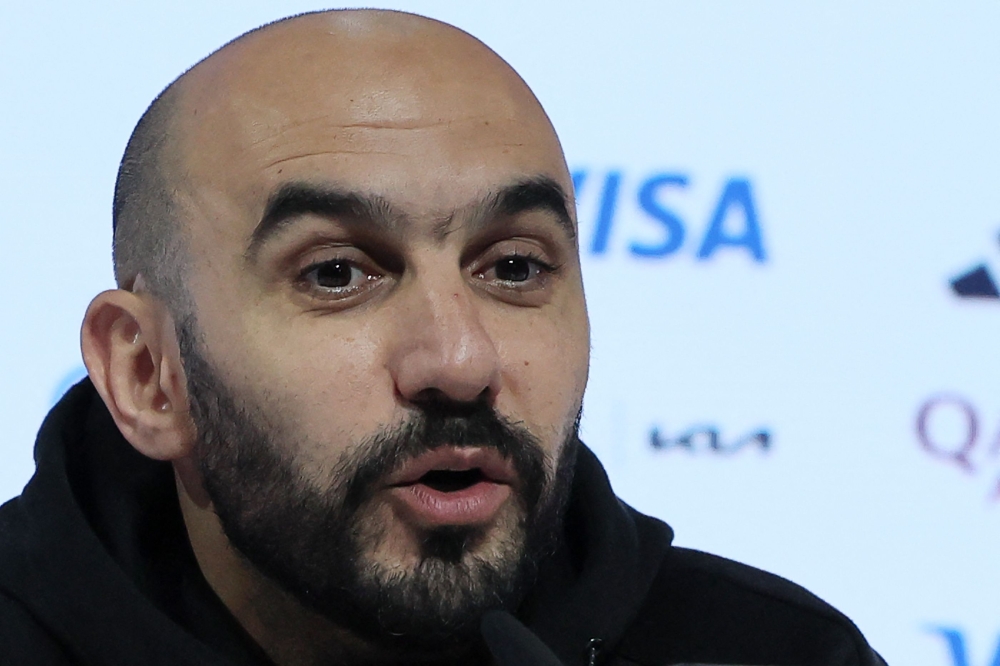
338,400,549,514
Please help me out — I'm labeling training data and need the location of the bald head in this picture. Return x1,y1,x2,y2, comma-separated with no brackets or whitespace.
111,9,567,314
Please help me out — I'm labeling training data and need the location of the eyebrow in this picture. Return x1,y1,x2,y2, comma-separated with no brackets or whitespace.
477,176,576,242
246,175,575,258
247,184,399,258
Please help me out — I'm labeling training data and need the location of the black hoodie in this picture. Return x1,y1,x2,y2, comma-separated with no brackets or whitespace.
0,380,886,665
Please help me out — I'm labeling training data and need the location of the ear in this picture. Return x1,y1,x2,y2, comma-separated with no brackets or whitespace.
81,282,196,461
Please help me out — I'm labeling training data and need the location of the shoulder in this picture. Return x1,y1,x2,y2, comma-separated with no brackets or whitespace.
0,590,74,664
614,546,887,666
0,498,73,663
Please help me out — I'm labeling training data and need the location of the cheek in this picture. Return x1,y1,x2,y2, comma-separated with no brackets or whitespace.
493,302,590,448
204,311,398,463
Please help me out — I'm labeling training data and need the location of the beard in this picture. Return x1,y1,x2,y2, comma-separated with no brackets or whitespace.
177,318,579,652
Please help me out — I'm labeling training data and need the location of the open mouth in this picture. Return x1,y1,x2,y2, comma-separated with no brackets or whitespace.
384,447,516,527
386,446,517,489
416,468,488,493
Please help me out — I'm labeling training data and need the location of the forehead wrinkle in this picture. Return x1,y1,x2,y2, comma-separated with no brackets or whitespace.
263,150,400,170
243,117,469,152
248,115,528,148
248,125,528,172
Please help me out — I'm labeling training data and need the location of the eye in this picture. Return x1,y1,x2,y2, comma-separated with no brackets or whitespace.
299,258,382,297
476,251,555,290
495,256,536,283
313,260,357,288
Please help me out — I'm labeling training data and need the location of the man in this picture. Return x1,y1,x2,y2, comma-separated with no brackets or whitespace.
0,9,885,666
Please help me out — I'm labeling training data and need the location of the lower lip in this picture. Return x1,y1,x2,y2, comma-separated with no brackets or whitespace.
388,481,511,528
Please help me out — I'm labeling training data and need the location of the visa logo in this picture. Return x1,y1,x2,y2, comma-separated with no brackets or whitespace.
927,627,1000,666
572,170,767,262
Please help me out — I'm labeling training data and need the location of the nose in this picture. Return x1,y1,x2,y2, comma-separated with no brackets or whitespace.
387,280,502,407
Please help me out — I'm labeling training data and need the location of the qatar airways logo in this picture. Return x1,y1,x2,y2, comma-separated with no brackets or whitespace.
916,394,1000,503
572,169,767,262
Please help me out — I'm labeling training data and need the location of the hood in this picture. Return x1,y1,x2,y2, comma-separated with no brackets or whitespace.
0,379,238,665
0,379,673,665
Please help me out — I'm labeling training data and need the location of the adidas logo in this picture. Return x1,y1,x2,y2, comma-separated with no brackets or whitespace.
952,264,999,299
951,234,1000,299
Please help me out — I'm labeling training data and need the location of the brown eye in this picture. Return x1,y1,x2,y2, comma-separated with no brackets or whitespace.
495,256,533,282
314,260,354,288
471,246,559,305
300,258,380,297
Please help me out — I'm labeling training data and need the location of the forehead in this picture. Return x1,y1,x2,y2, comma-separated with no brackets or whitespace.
173,17,569,233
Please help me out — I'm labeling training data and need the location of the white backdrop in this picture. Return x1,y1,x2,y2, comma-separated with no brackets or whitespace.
2,3,998,665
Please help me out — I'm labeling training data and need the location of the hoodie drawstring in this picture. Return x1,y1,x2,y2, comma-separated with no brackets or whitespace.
586,638,604,666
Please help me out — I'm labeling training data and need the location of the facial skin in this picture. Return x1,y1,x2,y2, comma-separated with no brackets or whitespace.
81,10,589,666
